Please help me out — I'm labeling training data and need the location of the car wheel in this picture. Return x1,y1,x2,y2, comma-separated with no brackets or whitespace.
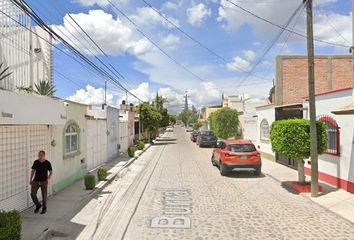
211,155,217,166
219,163,227,176
255,167,261,176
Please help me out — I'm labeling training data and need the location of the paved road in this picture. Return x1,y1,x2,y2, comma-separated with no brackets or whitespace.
75,126,354,240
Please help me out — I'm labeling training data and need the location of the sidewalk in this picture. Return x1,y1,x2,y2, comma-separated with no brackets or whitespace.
262,157,354,224
21,144,151,240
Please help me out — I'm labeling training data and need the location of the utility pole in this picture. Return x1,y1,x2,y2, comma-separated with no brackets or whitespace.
184,90,189,111
305,0,319,197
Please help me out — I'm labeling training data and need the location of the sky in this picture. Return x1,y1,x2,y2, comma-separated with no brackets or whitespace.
24,0,353,114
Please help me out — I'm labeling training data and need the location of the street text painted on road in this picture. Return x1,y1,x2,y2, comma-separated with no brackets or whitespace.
150,189,192,229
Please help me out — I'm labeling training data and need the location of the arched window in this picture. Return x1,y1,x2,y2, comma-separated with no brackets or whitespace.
318,115,340,156
64,121,80,155
260,119,270,140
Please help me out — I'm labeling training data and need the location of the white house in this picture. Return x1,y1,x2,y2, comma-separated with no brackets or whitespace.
0,0,52,91
254,104,275,160
0,90,65,211
303,88,354,193
227,95,266,141
51,100,88,194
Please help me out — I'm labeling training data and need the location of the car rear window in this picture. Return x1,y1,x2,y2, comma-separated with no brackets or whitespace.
228,144,256,152
200,131,213,136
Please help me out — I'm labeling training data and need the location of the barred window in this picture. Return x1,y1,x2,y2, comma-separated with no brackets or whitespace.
260,119,270,140
318,115,340,156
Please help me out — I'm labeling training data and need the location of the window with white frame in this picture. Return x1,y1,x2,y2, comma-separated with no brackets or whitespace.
65,123,79,155
260,119,270,140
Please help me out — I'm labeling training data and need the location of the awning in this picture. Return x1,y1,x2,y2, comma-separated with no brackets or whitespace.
332,102,354,115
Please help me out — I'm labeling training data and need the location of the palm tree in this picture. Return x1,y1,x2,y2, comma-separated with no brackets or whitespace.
34,80,56,96
0,63,12,81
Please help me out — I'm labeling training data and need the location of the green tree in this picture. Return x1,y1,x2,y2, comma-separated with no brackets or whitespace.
209,108,238,139
0,63,12,81
34,80,56,96
192,122,202,130
270,119,327,184
178,109,198,126
137,103,162,142
159,108,170,128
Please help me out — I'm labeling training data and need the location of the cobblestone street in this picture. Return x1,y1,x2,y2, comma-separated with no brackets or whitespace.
74,127,354,240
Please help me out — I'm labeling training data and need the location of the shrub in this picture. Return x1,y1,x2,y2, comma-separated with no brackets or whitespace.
84,174,96,190
128,146,135,158
137,141,145,150
209,108,238,139
0,210,21,240
270,119,327,183
97,167,107,181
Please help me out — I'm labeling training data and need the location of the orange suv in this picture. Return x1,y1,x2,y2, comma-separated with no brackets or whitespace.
211,140,262,176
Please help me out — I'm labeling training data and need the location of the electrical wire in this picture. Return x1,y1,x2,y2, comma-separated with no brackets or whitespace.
224,0,350,48
105,0,208,83
10,0,144,102
141,0,271,82
232,1,305,90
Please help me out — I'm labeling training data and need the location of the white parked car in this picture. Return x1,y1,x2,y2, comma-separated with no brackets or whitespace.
166,126,174,132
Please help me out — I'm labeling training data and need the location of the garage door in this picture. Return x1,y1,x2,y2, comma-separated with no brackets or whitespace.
87,120,107,171
0,125,49,212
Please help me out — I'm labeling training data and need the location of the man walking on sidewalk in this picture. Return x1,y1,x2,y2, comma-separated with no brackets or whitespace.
30,150,53,214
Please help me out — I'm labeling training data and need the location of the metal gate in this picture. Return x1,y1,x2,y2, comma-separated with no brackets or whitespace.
87,120,107,171
0,125,49,211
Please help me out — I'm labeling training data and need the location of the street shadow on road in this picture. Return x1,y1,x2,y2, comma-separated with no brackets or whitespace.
224,172,266,179
156,138,177,142
153,142,177,146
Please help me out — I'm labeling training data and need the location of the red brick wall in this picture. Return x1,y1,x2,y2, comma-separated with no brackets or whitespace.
276,56,353,105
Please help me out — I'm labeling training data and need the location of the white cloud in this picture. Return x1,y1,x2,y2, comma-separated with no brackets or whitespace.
162,1,179,10
186,3,212,26
243,50,256,61
217,0,302,33
53,10,155,56
313,11,352,47
161,34,181,48
226,56,251,72
189,82,222,107
131,38,156,56
67,85,113,105
130,7,180,29
217,0,349,48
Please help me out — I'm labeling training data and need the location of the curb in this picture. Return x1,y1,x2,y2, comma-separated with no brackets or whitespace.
38,142,155,240
85,143,153,201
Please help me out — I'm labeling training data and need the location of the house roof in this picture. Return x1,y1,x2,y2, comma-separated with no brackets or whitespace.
332,102,354,115
302,87,353,100
274,103,302,108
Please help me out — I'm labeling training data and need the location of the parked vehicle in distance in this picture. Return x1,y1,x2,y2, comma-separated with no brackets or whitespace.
196,131,217,147
186,126,193,132
190,131,199,142
166,126,174,132
211,140,262,176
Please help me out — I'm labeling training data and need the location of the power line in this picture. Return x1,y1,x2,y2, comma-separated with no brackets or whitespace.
141,0,271,82
232,1,305,90
224,0,350,48
0,29,107,103
105,0,208,83
42,0,137,92
9,0,144,102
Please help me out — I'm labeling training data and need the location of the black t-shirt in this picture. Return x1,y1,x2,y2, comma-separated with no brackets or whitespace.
32,160,52,181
